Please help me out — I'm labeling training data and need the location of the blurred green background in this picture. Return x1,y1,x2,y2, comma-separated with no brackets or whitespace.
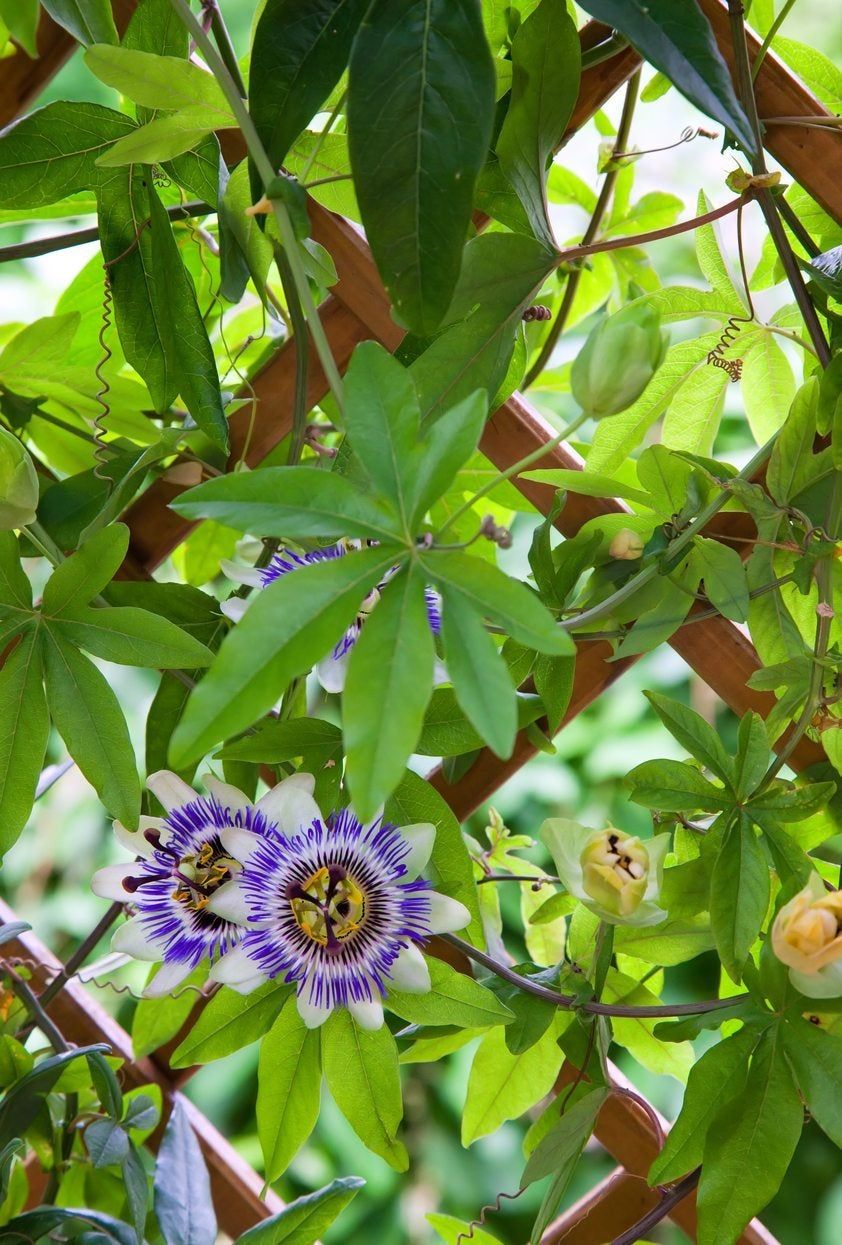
2,2,841,1242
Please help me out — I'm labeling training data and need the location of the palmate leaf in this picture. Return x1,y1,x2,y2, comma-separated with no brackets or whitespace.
321,1010,408,1170
496,0,581,247
439,585,518,758
171,981,291,1069
710,814,770,982
257,996,322,1181
348,0,495,334
0,631,49,858
344,563,434,819
170,547,397,768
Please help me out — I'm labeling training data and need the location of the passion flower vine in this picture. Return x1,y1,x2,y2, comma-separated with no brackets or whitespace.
207,800,470,1029
91,770,320,996
221,540,442,692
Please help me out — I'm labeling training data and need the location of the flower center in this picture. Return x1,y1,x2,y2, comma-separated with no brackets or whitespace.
171,841,237,911
287,864,367,952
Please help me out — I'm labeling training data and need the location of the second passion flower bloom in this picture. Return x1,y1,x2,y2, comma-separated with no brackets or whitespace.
206,801,470,1030
541,817,670,926
772,873,842,999
221,541,442,692
91,770,321,997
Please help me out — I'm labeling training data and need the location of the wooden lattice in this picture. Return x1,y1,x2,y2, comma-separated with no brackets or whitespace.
1,3,837,1240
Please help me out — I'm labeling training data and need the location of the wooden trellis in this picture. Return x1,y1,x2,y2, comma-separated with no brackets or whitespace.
0,4,838,1241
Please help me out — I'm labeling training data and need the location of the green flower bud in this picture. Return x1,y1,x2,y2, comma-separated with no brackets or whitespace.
0,427,38,530
571,304,668,419
580,828,649,918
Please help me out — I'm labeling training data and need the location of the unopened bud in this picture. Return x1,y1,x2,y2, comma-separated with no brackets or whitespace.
0,427,38,530
571,304,668,419
609,528,644,560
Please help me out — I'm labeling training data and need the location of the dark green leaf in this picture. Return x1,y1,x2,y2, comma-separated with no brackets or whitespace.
644,691,735,786
440,587,517,758
496,0,580,246
733,711,770,800
348,0,495,333
626,759,728,812
55,606,214,669
344,564,435,818
250,0,367,174
697,1025,802,1245
532,652,574,734
169,548,395,767
146,183,227,450
121,1140,149,1244
576,0,756,154
710,816,770,982
172,466,402,542
0,534,33,611
0,631,48,858
421,551,573,655
85,1118,130,1168
1,1208,135,1245
257,996,322,1181
171,981,291,1068
747,781,837,822
696,537,749,622
235,1176,365,1245
410,391,487,522
41,0,118,45
648,1025,758,1184
41,525,128,615
321,1010,408,1169
153,1099,216,1245
783,1016,842,1148
523,1089,608,1243
42,628,141,826
0,1045,108,1147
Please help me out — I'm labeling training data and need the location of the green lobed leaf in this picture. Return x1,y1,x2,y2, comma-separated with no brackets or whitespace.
710,815,770,982
409,391,488,523
440,586,517,758
85,44,232,117
42,627,141,826
344,564,435,819
626,758,729,813
461,1022,562,1145
696,537,750,622
421,551,573,655
644,691,735,786
386,956,514,1028
0,631,49,858
170,548,395,768
697,1024,803,1245
54,606,214,669
172,466,403,542
648,1025,759,1185
321,1009,408,1170
170,981,292,1068
782,1015,842,1148
257,995,322,1181
496,0,581,247
41,524,128,615
348,0,495,334
236,1177,365,1245
131,965,205,1060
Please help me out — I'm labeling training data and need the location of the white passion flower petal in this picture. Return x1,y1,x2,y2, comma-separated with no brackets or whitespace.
220,597,250,623
209,943,265,987
401,823,435,881
388,943,431,994
297,991,333,1030
257,777,321,834
347,994,385,1030
427,892,471,935
205,879,251,925
202,774,253,812
146,770,198,812
91,863,136,902
219,825,264,863
142,959,196,998
114,816,168,859
220,559,265,587
112,917,163,962
316,650,350,693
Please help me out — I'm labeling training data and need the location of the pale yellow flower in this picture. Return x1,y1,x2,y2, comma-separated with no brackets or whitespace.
772,873,842,999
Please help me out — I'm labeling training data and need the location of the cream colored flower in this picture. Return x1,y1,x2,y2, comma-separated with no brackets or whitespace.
772,873,842,998
541,818,669,926
609,529,644,560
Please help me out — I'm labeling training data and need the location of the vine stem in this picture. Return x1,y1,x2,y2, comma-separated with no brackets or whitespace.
0,201,214,266
612,1170,701,1245
441,934,748,1018
167,0,346,415
524,70,641,389
751,0,798,79
727,0,830,365
7,965,68,1052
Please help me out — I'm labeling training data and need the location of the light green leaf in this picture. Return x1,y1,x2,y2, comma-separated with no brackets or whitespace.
605,971,695,1081
661,360,728,455
386,956,514,1028
131,965,205,1059
645,691,735,785
170,982,291,1069
695,189,743,304
96,108,217,168
696,537,750,622
344,564,434,819
41,524,128,615
170,548,395,768
237,1178,365,1245
461,1023,562,1144
85,44,232,117
54,606,214,669
321,1009,408,1170
626,758,728,813
520,468,652,506
258,996,322,1181
710,815,770,982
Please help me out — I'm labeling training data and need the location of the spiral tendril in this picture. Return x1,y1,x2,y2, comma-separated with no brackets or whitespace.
455,1188,525,1245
